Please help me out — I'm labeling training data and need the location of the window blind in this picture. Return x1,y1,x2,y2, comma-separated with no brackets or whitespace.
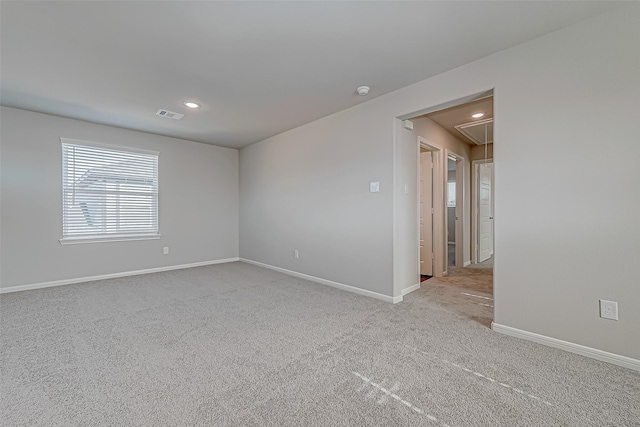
61,139,158,241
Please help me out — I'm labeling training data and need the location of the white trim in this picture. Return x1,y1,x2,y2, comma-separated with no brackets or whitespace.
463,260,471,267
401,283,421,296
59,234,161,245
0,257,239,294
240,258,399,304
398,90,494,121
60,137,159,156
492,323,640,372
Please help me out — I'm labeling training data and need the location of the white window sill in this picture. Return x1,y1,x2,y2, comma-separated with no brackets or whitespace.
59,234,161,245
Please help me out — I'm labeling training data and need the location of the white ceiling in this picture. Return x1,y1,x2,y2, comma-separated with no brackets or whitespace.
0,1,622,149
427,97,493,146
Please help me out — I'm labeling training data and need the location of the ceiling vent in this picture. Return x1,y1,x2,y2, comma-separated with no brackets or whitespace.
156,109,184,120
454,118,493,145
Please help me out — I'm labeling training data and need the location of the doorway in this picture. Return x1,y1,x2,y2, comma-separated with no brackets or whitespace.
417,138,444,279
451,152,466,269
447,156,456,266
420,148,434,278
473,160,494,264
398,91,494,325
445,153,465,268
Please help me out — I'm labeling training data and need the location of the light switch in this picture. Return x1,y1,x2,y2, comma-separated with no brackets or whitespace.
370,182,380,193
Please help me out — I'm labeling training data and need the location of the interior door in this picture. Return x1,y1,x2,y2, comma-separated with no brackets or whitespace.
420,151,433,275
478,162,494,262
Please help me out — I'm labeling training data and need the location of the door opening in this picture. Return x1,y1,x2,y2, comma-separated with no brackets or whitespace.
447,156,456,267
446,153,464,267
474,161,494,264
417,137,444,279
420,148,434,278
398,90,494,326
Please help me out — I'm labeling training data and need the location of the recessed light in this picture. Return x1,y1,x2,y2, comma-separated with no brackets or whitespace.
472,112,484,118
183,102,200,109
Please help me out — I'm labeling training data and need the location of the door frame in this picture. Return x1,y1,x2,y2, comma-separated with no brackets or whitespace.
418,149,434,276
417,137,446,277
446,150,466,268
472,159,494,264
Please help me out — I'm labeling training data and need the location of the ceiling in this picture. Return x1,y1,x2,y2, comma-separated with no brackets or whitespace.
0,1,622,149
427,97,494,146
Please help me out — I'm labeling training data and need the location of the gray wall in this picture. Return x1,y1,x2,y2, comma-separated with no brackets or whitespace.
0,107,239,288
240,4,640,359
239,107,394,296
393,116,471,292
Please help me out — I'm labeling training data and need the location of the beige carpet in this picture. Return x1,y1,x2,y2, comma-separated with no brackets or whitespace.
421,265,494,328
1,261,638,426
470,256,494,269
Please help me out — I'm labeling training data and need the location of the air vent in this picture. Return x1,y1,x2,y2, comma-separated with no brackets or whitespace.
156,109,184,120
454,118,493,145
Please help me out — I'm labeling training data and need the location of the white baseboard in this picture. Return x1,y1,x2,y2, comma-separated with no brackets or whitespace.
492,322,640,372
401,283,421,296
239,258,398,304
0,257,240,294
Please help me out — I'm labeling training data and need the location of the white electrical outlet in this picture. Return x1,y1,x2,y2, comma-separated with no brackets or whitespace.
163,247,169,255
599,299,618,320
294,249,299,259
370,182,380,193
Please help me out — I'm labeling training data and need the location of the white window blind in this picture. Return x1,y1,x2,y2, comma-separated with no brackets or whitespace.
61,139,159,243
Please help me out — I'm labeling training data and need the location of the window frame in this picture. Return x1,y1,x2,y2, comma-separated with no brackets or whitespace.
59,138,160,245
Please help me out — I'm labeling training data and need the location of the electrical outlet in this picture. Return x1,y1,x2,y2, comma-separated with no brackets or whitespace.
599,300,618,320
294,249,299,259
163,247,169,255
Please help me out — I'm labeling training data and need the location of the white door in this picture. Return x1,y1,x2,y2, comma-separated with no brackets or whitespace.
478,163,494,262
455,158,464,267
420,151,433,275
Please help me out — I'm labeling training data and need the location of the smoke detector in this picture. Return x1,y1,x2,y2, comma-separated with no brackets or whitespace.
356,86,370,96
156,109,184,120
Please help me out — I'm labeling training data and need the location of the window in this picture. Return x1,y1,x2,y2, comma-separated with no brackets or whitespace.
447,182,456,207
60,138,159,243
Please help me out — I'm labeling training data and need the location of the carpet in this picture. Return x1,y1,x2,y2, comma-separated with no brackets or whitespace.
1,262,638,426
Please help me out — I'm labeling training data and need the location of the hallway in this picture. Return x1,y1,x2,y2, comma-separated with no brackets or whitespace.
417,262,493,327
